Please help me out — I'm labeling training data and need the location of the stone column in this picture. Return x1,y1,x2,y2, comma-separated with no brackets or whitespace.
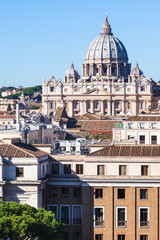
99,64,102,77
117,64,119,76
69,101,73,118
108,100,111,116
101,101,104,115
122,100,125,113
90,100,94,114
132,101,137,115
112,101,115,116
83,101,87,114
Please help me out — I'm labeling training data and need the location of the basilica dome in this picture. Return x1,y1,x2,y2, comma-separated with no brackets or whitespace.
85,17,128,63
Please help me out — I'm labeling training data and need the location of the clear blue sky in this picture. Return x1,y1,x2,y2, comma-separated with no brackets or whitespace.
0,0,160,87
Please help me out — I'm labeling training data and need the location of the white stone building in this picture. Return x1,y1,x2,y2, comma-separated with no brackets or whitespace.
42,17,153,121
113,115,160,145
0,138,49,208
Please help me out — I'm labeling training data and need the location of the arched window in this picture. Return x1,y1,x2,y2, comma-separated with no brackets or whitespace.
74,101,79,109
116,101,120,109
128,102,130,109
95,101,100,109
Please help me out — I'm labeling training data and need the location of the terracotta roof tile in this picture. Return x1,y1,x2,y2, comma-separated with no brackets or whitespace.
126,115,160,122
89,145,160,157
0,143,48,158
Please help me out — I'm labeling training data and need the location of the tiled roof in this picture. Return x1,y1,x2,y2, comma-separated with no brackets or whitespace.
89,145,160,157
54,107,68,121
0,143,47,158
76,113,101,120
75,120,123,132
126,115,160,122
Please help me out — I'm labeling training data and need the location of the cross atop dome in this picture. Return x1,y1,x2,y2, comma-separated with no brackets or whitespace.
101,15,112,35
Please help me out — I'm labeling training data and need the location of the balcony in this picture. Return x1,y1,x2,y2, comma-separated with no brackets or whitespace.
94,220,105,227
140,221,150,228
117,221,127,228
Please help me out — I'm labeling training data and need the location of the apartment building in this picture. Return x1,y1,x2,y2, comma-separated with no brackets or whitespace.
113,115,160,145
41,145,160,240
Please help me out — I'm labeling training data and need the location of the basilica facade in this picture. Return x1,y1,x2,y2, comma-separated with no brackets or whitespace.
42,17,153,119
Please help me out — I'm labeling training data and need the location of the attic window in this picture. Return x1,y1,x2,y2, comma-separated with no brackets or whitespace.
16,167,24,177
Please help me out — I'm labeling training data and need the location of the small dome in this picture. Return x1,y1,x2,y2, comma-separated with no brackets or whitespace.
85,17,128,63
130,62,143,76
65,63,79,77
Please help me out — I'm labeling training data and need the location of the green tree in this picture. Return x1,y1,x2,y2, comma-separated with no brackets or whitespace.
0,201,64,240
7,103,12,111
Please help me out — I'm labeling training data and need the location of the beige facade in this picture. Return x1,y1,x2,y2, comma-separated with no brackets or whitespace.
42,17,153,121
113,115,160,145
41,145,160,240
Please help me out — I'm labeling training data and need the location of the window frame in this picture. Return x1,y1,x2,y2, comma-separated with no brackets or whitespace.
47,204,58,218
141,165,148,176
116,206,127,228
97,165,105,176
16,167,24,178
95,189,103,199
117,189,125,199
76,164,83,174
64,164,71,174
72,205,82,225
138,207,150,229
119,165,127,176
94,206,105,228
60,205,70,225
140,189,148,200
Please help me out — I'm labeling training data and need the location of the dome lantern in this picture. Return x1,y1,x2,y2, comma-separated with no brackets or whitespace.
101,16,112,35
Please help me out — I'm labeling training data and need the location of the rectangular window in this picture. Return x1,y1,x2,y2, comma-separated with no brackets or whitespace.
140,123,145,129
140,189,148,199
141,101,145,109
151,135,157,144
73,232,81,240
50,87,54,92
140,208,149,228
94,207,104,227
95,189,103,199
60,206,70,225
118,189,125,199
61,187,69,198
97,165,105,175
72,206,82,225
140,135,145,144
73,188,81,198
141,86,145,92
118,235,125,240
128,123,133,129
116,207,127,228
42,165,45,176
52,164,59,175
119,165,126,176
48,205,58,218
140,236,148,240
151,123,157,129
95,234,103,240
76,164,83,174
61,232,69,240
16,167,24,177
49,187,57,197
141,165,148,176
64,164,71,174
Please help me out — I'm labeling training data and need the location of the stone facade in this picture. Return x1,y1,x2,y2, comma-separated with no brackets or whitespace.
42,17,153,121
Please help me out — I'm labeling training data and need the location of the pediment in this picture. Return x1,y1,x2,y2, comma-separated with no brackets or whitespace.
84,88,110,95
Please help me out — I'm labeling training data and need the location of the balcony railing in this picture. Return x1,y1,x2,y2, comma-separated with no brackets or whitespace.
117,220,127,228
73,219,82,224
94,220,105,227
61,218,69,224
140,221,150,228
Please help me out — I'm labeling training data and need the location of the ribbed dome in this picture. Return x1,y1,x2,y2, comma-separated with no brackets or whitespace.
130,62,143,76
85,17,128,63
65,63,79,77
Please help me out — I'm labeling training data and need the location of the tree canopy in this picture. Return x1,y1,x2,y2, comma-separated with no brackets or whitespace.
0,201,64,240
